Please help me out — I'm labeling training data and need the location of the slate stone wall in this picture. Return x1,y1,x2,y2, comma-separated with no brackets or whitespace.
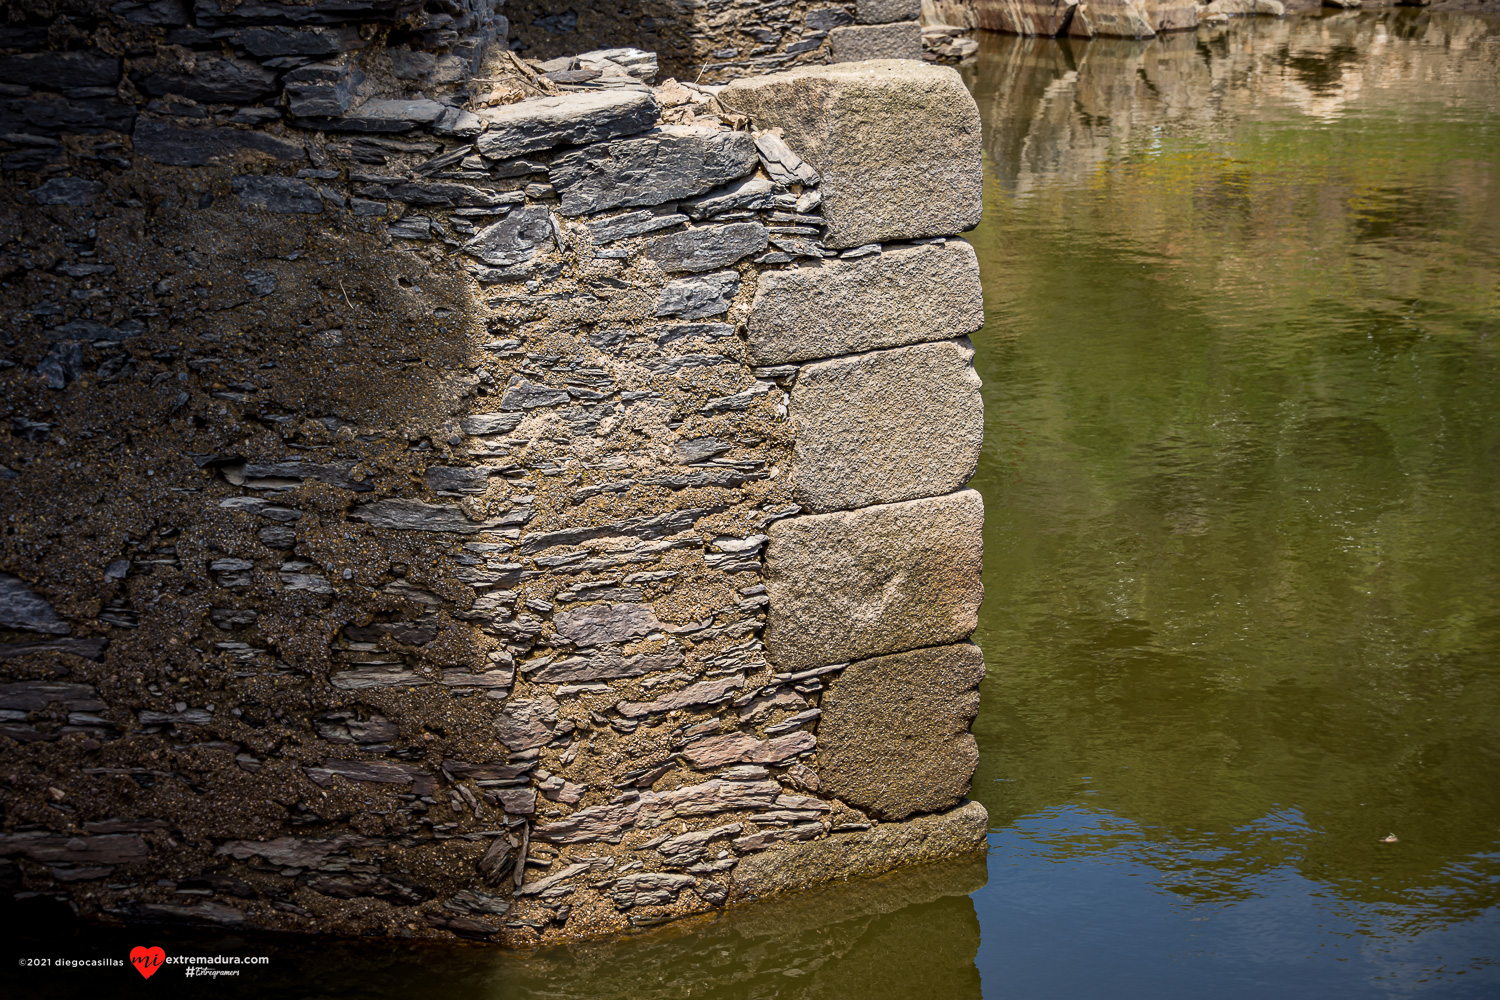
506,0,928,83
0,0,985,948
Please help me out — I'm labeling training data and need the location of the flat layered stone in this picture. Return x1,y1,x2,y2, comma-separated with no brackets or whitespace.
0,574,69,634
829,22,924,62
462,206,554,268
553,603,663,646
550,125,759,217
655,270,741,319
746,241,982,365
732,800,988,899
817,644,984,821
721,61,981,248
232,175,322,214
644,222,768,273
315,98,446,132
133,117,304,167
789,338,982,512
680,176,776,220
476,91,660,160
764,490,983,670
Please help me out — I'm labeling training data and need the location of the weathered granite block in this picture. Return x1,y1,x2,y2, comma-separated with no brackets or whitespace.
817,643,984,821
829,22,924,62
475,91,660,160
746,241,983,365
721,61,982,248
857,0,924,23
764,490,983,670
733,800,988,899
789,338,982,512
644,222,768,273
551,126,760,217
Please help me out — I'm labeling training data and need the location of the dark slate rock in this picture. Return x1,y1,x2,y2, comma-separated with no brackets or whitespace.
587,205,685,245
680,176,777,220
244,269,278,295
519,507,718,554
651,323,735,347
754,132,820,187
232,175,322,214
653,270,741,320
462,205,554,268
645,222,767,273
528,650,683,684
31,177,104,207
550,126,759,217
228,25,363,57
675,436,732,463
49,319,142,341
0,53,121,91
111,0,192,25
553,603,663,647
426,466,494,495
193,0,424,27
138,56,279,103
461,413,523,436
384,181,522,209
0,573,70,635
301,97,446,132
499,378,570,411
806,6,857,30
283,59,363,117
475,90,660,161
133,116,304,167
0,96,134,135
496,696,558,752
36,342,85,389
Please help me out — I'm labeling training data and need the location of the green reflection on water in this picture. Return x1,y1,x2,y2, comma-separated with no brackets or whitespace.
962,8,1500,934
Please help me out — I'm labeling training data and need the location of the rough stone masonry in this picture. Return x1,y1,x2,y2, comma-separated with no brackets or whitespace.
0,0,987,947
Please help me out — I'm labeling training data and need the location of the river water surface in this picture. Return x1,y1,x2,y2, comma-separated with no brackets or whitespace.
8,10,1500,999
962,9,1500,998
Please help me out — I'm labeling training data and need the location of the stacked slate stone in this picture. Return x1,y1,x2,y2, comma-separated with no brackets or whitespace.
0,0,985,948
505,1,930,85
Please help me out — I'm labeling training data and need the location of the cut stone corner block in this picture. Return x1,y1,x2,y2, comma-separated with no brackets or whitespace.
731,799,989,901
719,60,982,249
747,239,983,366
790,337,983,513
829,22,924,62
818,643,986,822
856,0,925,24
764,489,984,672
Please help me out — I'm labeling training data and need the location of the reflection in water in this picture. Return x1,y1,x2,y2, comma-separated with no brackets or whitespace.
964,10,1500,998
1,857,985,999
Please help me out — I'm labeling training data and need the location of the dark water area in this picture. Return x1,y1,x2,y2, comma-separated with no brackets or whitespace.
5,10,1499,998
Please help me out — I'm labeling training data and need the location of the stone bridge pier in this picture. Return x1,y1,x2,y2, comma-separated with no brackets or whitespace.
0,0,987,946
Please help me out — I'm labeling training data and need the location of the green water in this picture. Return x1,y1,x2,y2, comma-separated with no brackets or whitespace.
6,11,1499,998
962,10,1500,994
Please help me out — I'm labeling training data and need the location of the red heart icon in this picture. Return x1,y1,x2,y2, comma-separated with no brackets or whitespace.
130,945,165,980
